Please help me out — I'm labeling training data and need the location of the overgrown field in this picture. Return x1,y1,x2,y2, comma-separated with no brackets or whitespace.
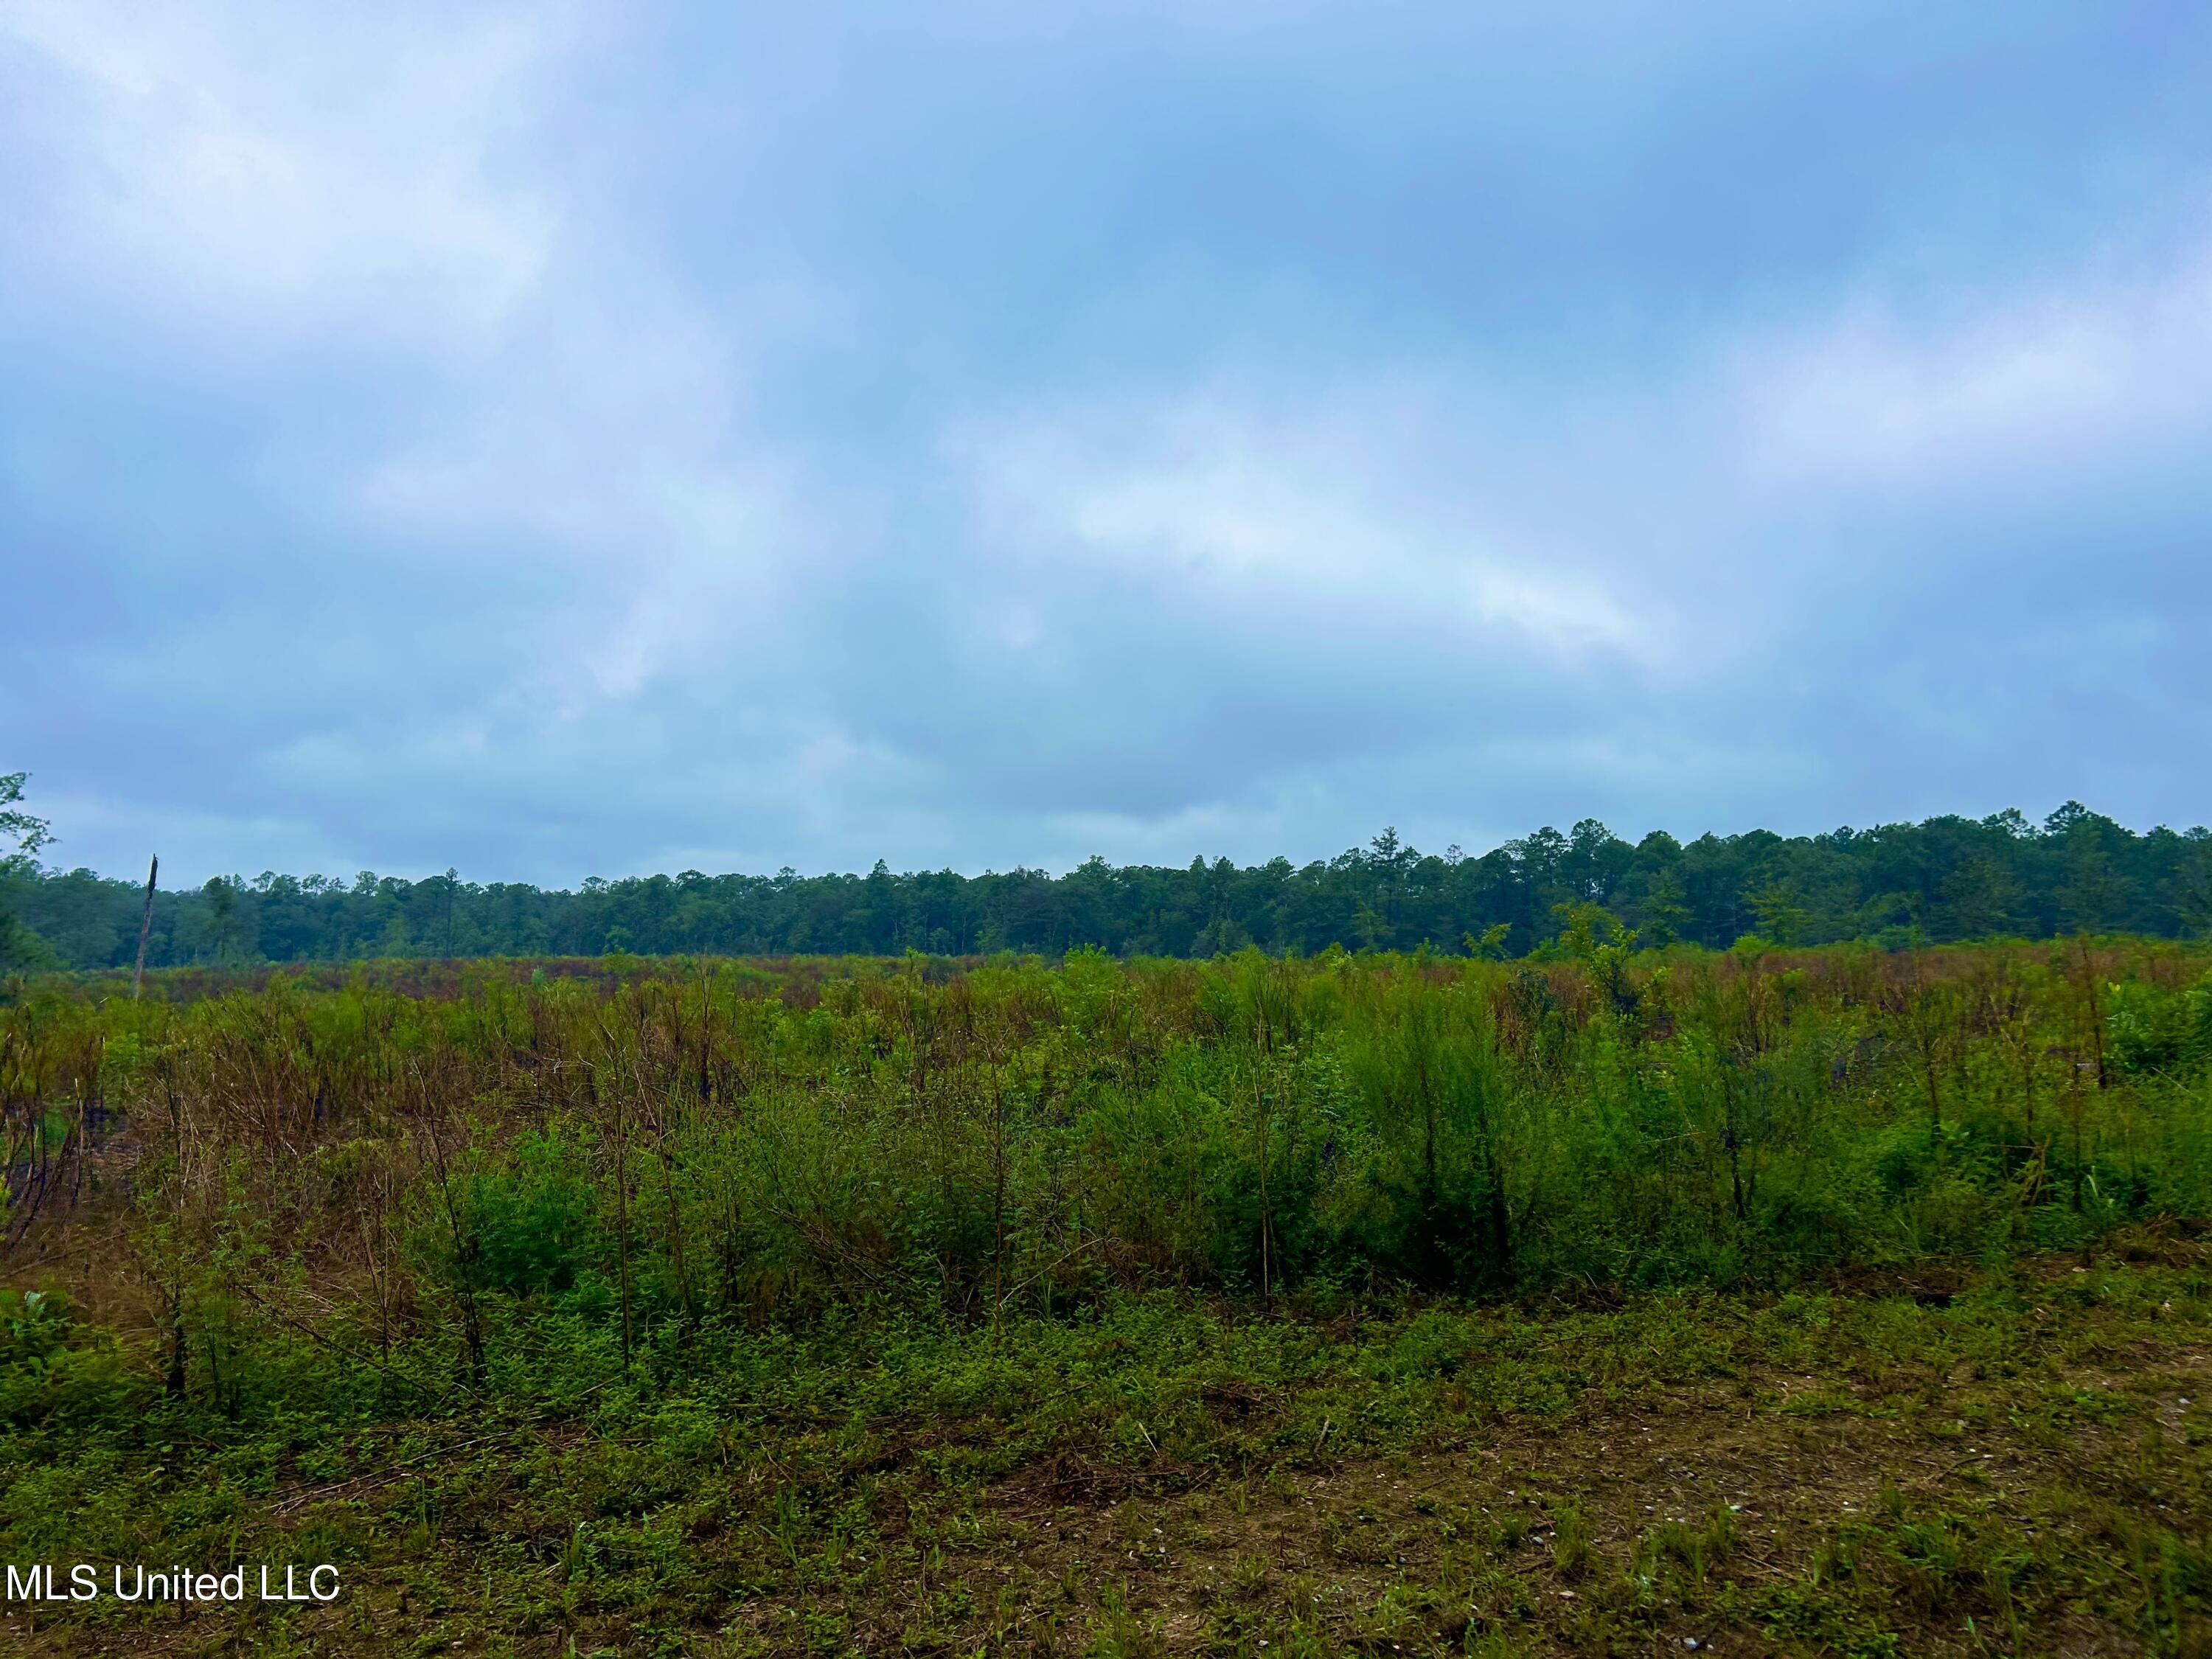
3,940,2211,1655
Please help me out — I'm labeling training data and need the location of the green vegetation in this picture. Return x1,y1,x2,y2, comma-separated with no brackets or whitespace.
0,773,56,974
6,799,2211,970
3,939,2211,1652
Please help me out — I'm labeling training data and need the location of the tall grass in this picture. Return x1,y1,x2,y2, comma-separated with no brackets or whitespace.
4,939,2210,1412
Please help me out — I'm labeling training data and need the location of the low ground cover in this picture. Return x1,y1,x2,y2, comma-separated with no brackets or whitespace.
3,1245,2208,1655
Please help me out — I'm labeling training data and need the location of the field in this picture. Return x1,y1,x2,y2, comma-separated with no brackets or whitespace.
2,940,2210,1655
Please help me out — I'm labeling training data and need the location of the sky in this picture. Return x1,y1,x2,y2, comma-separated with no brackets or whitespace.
4,1,2211,888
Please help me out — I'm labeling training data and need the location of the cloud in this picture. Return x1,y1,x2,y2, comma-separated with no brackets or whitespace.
1733,226,2212,501
949,392,1655,664
922,210,2212,860
4,0,858,759
345,289,828,709
2,3,2209,886
1,0,559,333
943,211,2212,696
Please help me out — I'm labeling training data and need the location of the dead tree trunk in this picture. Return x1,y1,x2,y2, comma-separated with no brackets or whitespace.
132,855,159,999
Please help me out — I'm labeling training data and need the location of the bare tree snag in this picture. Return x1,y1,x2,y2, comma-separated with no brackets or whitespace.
132,854,158,998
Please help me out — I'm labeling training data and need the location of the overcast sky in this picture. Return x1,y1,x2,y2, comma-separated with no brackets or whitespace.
4,2,2210,887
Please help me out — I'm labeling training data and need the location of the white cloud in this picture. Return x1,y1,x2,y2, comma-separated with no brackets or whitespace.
3,1,856,717
948,392,1655,664
1729,229,2212,498
1,1,563,335
354,330,821,709
946,214,2212,723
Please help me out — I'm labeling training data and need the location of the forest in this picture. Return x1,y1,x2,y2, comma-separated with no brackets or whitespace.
5,799,2211,972
4,939,2210,1652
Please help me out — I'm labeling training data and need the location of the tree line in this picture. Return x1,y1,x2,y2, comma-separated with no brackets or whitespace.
4,795,2210,971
